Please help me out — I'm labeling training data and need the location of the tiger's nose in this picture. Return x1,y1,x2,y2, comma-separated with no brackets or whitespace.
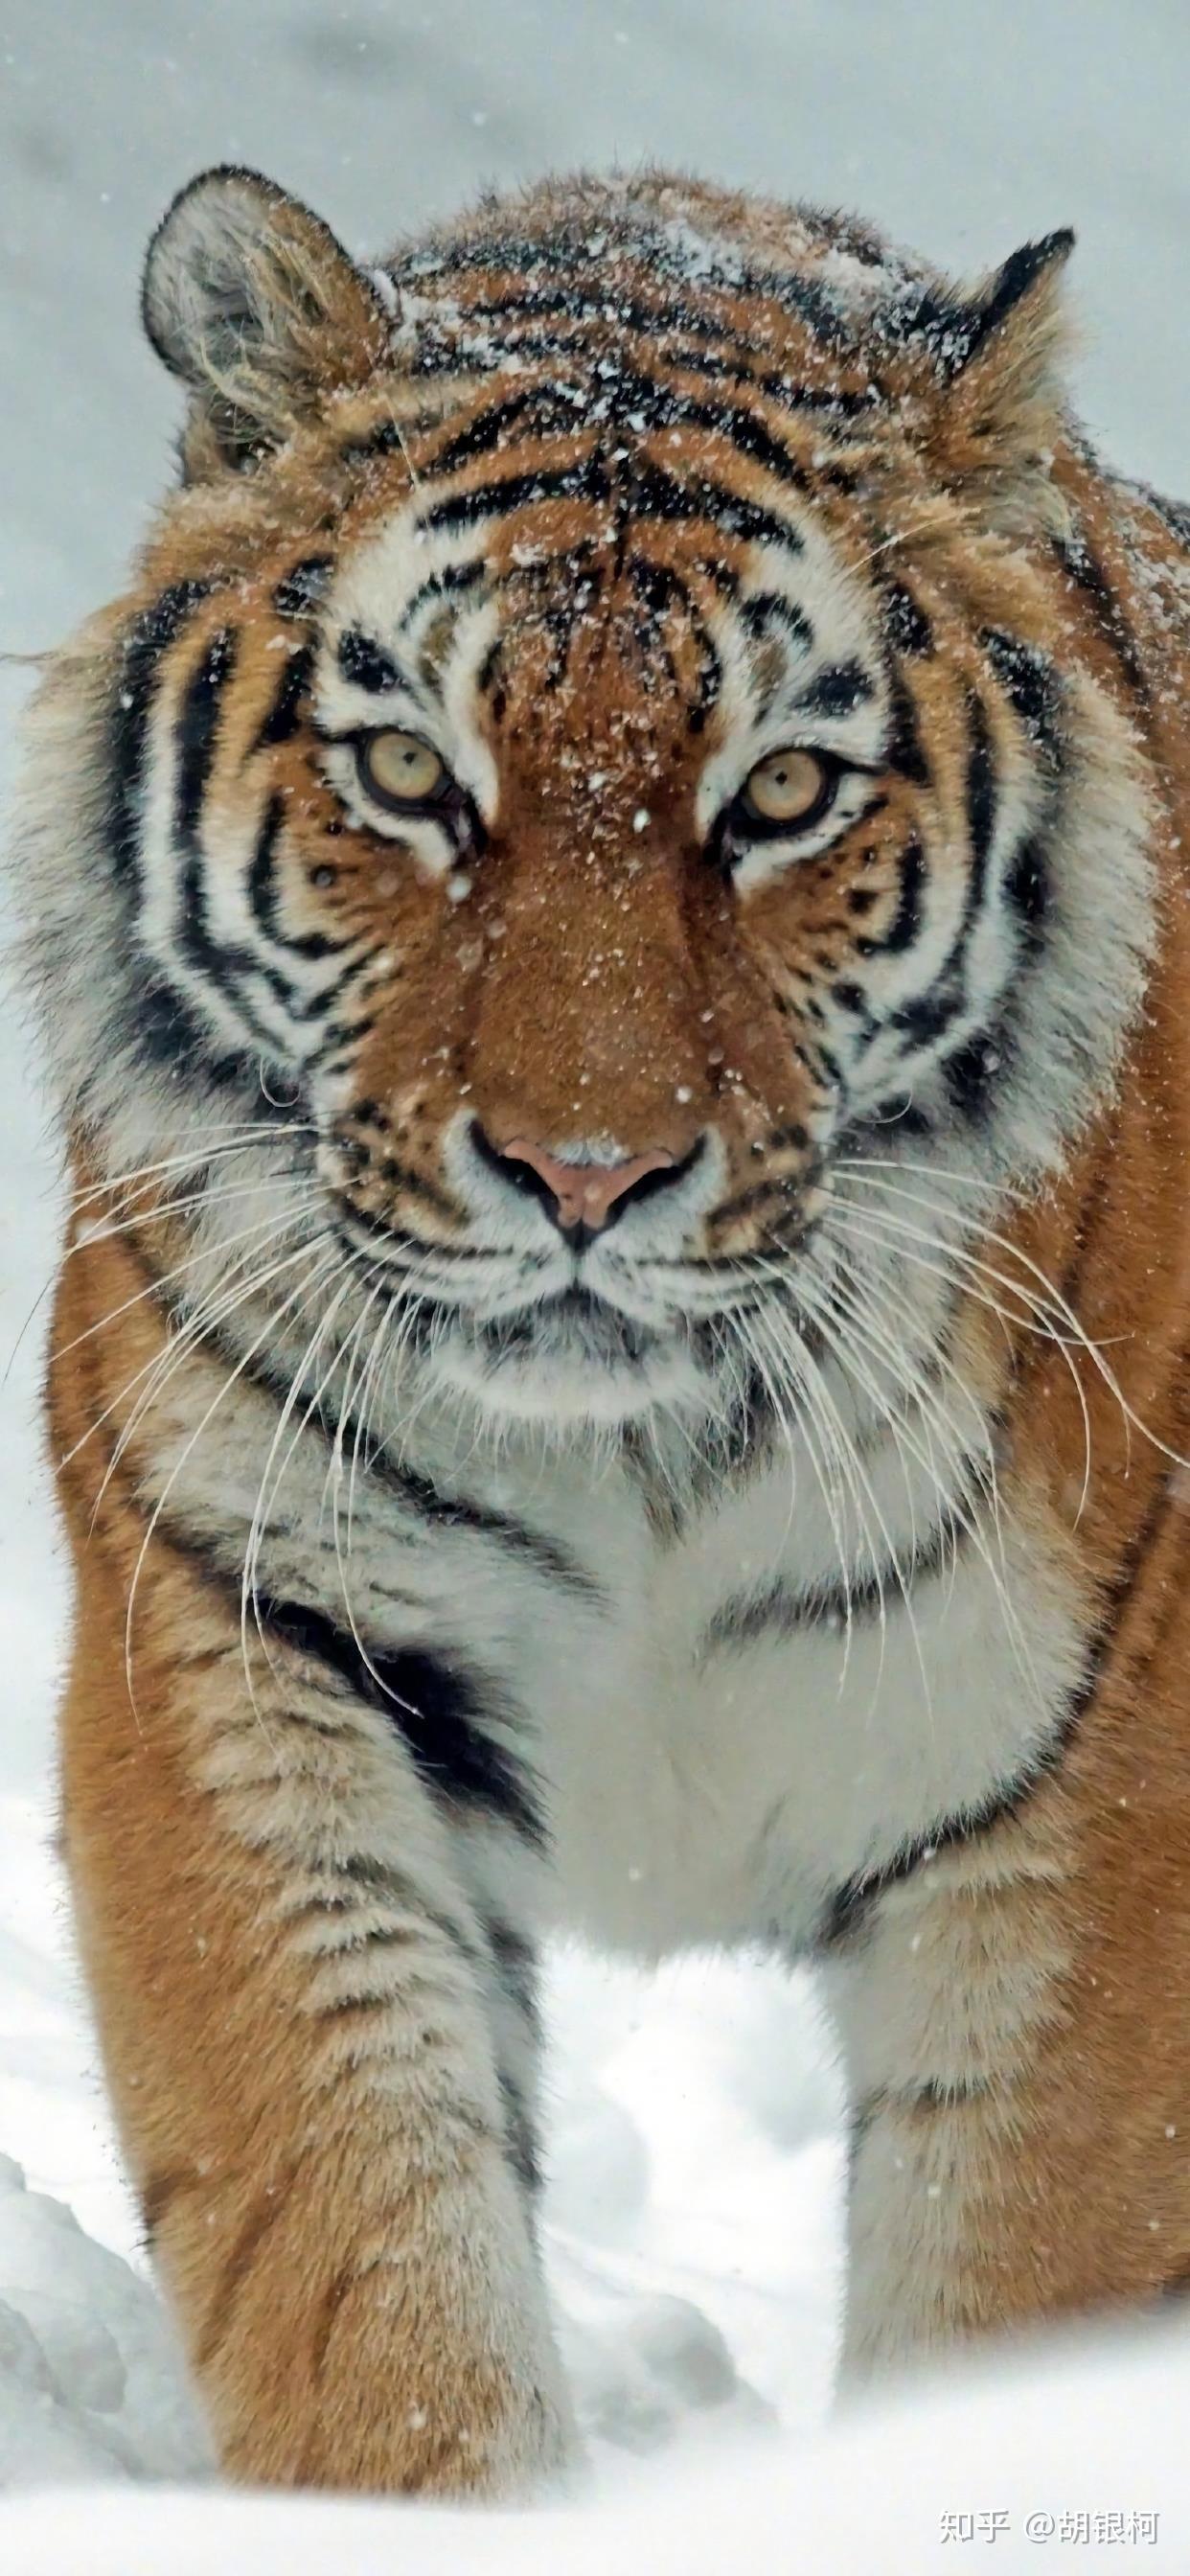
476,1130,682,1235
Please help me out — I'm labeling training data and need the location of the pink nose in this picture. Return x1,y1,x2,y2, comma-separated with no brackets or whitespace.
496,1138,678,1232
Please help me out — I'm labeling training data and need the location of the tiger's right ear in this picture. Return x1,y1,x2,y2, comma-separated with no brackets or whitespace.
142,166,391,476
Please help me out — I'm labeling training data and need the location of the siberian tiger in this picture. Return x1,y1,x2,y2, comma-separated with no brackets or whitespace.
10,161,1190,2496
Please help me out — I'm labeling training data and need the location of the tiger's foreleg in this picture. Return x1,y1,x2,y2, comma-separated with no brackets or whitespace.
59,1533,573,2496
826,1816,1190,2374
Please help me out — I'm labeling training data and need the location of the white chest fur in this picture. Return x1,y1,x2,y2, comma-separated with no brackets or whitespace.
467,1431,1086,1965
143,1331,1085,1968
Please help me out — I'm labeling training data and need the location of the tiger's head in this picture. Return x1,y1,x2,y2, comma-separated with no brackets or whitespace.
19,168,1152,1432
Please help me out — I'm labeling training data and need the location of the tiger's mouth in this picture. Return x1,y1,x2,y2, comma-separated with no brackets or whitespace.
475,1285,661,1371
409,1280,705,1426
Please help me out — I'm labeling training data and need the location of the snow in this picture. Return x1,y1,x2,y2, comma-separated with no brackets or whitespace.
0,2297,1187,2569
2,0,1189,2564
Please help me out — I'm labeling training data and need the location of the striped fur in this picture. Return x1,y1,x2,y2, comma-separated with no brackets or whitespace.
11,164,1190,2493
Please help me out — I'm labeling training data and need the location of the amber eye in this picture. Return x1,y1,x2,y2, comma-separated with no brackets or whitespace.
741,747,835,830
355,729,449,811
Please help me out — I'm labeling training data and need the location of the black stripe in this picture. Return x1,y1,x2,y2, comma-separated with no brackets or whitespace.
417,441,806,561
475,633,504,702
883,582,933,656
454,269,862,364
897,2074,991,2109
609,370,815,495
126,981,251,1089
165,1286,601,1598
1004,832,1050,932
175,625,239,839
942,1024,1014,1126
388,209,902,376
336,393,464,461
303,1019,376,1081
965,690,998,868
793,657,875,719
272,556,335,620
980,628,1064,765
821,1464,1181,1951
712,1176,796,1227
832,978,875,1025
423,384,586,478
857,838,925,957
627,456,803,556
397,560,488,631
332,1210,495,1266
818,1742,1052,1949
172,629,310,1051
420,454,609,534
337,419,408,470
402,317,860,393
293,1857,487,1972
174,628,271,1027
848,2076,993,2157
620,1356,774,1532
515,580,606,696
702,1490,970,1657
622,346,878,415
98,617,261,1108
739,590,813,654
394,234,588,288
263,1598,544,1845
413,282,744,349
248,792,352,962
1075,1461,1183,1714
889,988,965,1055
253,641,313,748
889,693,997,1060
336,629,401,693
885,666,928,784
105,580,212,882
370,1456,599,1597
628,555,722,721
1052,531,1150,705
333,1151,458,1223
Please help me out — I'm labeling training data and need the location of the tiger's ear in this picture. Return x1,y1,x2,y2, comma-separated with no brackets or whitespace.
908,230,1075,532
142,166,391,476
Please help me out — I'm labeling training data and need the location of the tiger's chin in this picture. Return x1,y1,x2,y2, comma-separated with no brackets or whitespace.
423,1290,709,1428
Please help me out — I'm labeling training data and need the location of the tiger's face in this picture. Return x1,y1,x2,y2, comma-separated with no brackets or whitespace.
299,472,912,1421
26,170,1151,1431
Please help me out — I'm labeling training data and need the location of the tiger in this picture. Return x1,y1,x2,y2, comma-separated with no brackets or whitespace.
9,157,1190,2497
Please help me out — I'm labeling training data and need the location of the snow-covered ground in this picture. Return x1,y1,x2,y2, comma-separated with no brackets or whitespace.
2,0,1189,2564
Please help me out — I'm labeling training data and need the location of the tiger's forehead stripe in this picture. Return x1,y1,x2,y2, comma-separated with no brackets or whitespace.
312,431,891,857
381,188,946,399
301,227,904,839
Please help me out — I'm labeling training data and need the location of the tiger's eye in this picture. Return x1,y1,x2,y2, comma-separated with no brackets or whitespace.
357,729,447,808
744,747,831,826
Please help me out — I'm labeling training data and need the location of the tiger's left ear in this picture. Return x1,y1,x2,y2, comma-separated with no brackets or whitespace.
908,230,1075,531
142,166,391,477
